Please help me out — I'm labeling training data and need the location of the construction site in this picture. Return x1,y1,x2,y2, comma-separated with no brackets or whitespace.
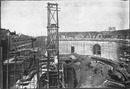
0,2,130,89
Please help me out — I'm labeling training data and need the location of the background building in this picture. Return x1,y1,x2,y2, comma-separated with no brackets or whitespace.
59,29,130,62
0,28,37,89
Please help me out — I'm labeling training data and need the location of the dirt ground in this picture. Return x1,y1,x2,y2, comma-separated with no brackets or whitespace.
62,53,123,88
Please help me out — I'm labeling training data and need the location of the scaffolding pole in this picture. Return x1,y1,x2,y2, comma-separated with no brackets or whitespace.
0,46,3,89
6,33,10,89
0,29,3,89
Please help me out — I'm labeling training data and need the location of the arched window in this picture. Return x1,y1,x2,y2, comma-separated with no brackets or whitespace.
93,44,101,55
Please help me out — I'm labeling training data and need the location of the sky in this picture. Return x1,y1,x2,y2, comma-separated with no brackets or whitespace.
1,0,129,36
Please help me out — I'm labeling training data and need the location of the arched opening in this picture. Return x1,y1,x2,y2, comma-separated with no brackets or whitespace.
93,44,101,55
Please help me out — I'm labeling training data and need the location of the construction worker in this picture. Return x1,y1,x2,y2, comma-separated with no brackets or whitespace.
53,56,58,70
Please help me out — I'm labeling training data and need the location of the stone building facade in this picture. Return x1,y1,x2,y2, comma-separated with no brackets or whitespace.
59,29,130,62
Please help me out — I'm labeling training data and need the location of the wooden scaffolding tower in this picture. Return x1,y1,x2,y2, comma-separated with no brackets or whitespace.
46,3,62,88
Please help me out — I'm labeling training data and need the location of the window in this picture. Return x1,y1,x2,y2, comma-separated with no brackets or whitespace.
117,35,120,38
93,44,101,55
125,35,127,39
71,46,75,53
14,40,16,42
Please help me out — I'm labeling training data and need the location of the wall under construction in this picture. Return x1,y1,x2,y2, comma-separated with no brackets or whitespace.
59,40,119,61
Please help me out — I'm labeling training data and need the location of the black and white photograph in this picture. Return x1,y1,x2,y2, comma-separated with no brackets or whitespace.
0,0,130,88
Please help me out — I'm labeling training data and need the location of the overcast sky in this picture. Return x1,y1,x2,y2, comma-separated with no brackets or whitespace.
1,0,129,36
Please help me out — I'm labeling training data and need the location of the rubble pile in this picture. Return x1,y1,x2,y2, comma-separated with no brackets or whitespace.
62,53,130,88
